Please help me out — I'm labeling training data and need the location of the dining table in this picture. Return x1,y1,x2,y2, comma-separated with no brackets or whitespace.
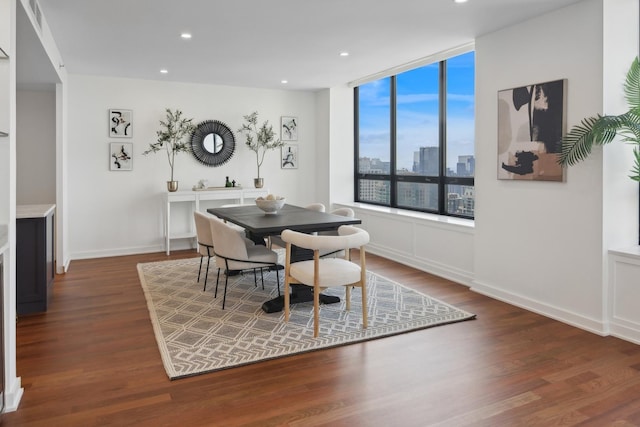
206,203,362,313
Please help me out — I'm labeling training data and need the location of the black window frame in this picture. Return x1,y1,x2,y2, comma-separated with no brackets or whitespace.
354,57,475,219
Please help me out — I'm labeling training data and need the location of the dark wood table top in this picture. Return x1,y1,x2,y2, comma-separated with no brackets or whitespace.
206,204,361,236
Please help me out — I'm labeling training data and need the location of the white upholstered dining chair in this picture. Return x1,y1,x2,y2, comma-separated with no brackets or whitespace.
281,225,370,338
194,211,216,291
209,215,281,309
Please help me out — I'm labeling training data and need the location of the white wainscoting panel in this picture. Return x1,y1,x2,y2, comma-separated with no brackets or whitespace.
337,203,474,286
608,247,640,344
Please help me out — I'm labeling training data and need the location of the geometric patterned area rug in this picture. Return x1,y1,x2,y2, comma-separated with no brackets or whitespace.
137,257,476,380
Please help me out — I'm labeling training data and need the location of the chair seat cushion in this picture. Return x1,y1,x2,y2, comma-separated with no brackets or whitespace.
225,244,278,270
290,258,361,287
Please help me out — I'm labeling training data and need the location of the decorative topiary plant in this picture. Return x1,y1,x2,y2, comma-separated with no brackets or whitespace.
143,108,196,190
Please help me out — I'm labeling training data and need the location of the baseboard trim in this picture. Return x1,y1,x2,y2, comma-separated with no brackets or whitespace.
3,377,23,413
609,318,640,345
471,279,606,336
367,244,473,287
70,244,166,261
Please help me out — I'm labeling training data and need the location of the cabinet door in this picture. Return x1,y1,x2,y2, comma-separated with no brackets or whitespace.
16,218,46,314
46,213,54,285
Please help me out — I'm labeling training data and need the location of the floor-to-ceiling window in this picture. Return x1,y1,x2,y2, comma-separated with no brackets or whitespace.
355,50,475,219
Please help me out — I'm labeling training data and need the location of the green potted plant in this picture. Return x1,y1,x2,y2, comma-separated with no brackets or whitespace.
558,56,640,182
143,108,196,192
237,111,285,188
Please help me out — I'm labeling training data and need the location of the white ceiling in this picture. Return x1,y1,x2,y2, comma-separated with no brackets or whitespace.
24,0,584,91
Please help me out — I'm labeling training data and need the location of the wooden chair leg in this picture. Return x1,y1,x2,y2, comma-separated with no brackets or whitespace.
361,285,368,329
345,286,351,311
361,249,367,329
313,284,320,338
284,276,290,321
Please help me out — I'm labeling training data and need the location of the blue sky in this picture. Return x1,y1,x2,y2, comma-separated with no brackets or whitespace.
359,51,475,172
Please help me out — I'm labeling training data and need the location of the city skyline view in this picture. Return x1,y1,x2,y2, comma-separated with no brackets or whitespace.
356,51,475,217
358,52,475,173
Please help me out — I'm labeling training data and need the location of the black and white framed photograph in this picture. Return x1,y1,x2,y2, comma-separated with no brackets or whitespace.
497,79,566,182
109,109,133,138
110,142,133,171
281,116,298,141
281,144,298,169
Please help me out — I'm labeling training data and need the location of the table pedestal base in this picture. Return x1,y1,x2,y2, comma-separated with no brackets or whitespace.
262,285,340,313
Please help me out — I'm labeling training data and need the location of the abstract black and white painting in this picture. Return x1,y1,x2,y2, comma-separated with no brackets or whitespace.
281,116,298,141
110,142,133,171
281,144,298,169
109,109,133,138
497,79,566,181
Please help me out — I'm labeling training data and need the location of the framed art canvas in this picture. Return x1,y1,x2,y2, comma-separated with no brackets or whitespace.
110,142,133,171
281,144,298,169
281,116,298,141
109,109,133,138
497,79,566,181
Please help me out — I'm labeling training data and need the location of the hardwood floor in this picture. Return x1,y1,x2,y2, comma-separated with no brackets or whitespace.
3,250,640,426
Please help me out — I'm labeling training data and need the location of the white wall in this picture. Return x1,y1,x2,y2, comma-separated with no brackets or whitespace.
16,89,56,205
602,0,640,253
328,85,355,206
66,75,318,259
472,0,609,333
315,85,356,209
315,89,330,207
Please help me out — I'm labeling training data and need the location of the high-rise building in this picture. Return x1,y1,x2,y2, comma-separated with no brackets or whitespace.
415,147,439,176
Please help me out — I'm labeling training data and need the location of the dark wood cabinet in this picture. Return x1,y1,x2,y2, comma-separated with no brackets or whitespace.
16,205,55,315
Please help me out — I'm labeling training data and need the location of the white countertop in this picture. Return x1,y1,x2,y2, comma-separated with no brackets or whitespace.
609,245,640,259
16,204,56,219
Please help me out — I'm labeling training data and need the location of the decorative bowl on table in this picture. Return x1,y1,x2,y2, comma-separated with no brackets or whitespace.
255,195,286,214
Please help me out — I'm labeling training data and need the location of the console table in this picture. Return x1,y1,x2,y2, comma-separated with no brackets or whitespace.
164,188,268,254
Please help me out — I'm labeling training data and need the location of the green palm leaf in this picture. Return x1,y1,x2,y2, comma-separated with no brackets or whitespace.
559,115,619,166
559,55,640,182
624,56,640,110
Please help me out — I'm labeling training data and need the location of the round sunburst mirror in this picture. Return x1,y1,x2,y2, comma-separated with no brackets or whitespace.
190,120,235,166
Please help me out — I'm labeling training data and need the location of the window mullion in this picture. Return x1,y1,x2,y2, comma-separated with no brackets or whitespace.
353,87,360,201
438,60,447,215
390,76,397,208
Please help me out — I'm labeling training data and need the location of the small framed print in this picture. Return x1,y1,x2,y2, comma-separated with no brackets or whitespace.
281,116,298,141
109,109,133,138
110,142,133,171
281,144,298,169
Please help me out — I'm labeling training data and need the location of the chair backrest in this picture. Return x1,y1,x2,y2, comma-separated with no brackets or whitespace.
209,215,249,262
305,203,326,213
330,207,355,218
281,226,369,252
194,211,214,248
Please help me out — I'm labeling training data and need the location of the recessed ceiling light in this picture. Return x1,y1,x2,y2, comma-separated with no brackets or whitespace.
454,0,468,3
181,33,192,39
340,52,350,57
160,69,168,74
281,80,288,84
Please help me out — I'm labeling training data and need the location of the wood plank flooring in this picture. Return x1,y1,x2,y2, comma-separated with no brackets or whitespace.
3,250,640,426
